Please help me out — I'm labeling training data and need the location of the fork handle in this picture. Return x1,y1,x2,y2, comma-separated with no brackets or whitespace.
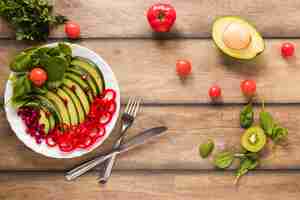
65,153,113,181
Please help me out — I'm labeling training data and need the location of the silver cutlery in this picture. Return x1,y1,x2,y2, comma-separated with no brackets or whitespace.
65,126,168,181
98,97,141,183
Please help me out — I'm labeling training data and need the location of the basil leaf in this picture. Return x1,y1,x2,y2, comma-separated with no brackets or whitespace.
259,111,274,136
213,151,234,169
199,139,214,158
10,52,32,72
240,104,254,128
235,158,258,184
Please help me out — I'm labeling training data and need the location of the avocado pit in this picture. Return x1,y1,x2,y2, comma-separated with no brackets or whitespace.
223,22,251,50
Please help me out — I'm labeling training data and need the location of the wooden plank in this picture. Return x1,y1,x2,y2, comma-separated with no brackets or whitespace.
1,39,300,103
1,171,300,200
0,105,299,171
1,0,300,38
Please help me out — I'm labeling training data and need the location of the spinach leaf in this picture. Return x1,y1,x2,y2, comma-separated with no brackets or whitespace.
213,151,234,169
271,124,288,143
10,52,32,72
58,43,72,56
41,56,68,82
12,74,32,100
235,157,258,184
199,139,214,158
259,111,274,136
240,103,254,128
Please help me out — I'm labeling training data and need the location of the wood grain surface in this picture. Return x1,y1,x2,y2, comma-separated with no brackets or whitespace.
1,39,300,103
1,171,300,200
2,0,300,38
0,105,298,170
1,1,300,199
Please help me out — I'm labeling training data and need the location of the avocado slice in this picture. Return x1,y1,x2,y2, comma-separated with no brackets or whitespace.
63,78,90,115
57,88,79,125
39,109,50,134
45,91,71,125
241,126,266,152
212,16,265,60
71,57,105,94
67,67,98,97
62,86,86,123
34,95,62,124
65,72,94,102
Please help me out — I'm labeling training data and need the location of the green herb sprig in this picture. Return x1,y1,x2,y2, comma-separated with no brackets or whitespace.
0,0,67,41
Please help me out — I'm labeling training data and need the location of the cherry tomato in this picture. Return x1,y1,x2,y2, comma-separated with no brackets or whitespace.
176,60,192,77
29,68,47,87
65,21,81,39
241,80,256,97
281,42,295,57
209,85,222,99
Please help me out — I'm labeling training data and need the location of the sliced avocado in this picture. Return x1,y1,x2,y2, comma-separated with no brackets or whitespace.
63,78,90,115
39,109,50,134
212,16,265,60
45,91,71,125
34,95,61,124
57,88,79,125
67,67,98,97
43,108,55,131
241,126,266,152
71,57,105,94
65,72,94,102
62,86,86,123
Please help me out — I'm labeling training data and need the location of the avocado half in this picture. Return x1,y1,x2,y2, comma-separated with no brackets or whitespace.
212,16,265,60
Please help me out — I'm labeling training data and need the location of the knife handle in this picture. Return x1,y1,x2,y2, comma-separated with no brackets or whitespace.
65,153,113,181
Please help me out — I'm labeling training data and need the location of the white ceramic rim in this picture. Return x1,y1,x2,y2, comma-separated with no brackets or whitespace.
4,42,120,159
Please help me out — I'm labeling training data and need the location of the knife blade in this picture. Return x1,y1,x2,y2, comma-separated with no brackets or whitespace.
65,126,168,181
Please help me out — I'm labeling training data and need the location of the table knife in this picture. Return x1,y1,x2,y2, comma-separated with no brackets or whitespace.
65,126,168,181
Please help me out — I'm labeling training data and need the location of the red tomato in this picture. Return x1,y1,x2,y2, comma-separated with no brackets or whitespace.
209,85,222,99
241,80,256,97
29,68,47,87
147,3,176,32
65,21,81,39
281,42,295,57
176,60,192,77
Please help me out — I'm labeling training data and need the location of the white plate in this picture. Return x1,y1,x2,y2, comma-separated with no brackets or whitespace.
4,43,120,159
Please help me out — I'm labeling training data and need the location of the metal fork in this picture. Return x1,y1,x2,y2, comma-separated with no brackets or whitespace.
65,97,141,181
98,97,141,183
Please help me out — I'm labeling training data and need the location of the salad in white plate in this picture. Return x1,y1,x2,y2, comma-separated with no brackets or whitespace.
5,43,120,157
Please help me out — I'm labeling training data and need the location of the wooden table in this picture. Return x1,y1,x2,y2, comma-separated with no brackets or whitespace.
1,1,300,199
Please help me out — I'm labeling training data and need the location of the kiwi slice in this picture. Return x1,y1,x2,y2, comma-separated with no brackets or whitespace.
241,126,266,152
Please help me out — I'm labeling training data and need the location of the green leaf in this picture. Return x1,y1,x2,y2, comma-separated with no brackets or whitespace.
271,124,288,143
0,0,67,41
213,151,234,169
10,52,32,72
259,111,274,136
12,74,32,103
41,56,68,82
32,85,48,95
58,43,72,56
199,139,214,158
235,158,258,184
240,103,254,129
